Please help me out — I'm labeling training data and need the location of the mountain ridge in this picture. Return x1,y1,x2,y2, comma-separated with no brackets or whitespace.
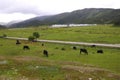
8,8,120,28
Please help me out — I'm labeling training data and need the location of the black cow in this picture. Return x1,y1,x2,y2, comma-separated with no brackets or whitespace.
43,50,48,57
80,48,88,55
16,40,21,45
73,46,77,50
91,45,96,48
23,45,30,50
97,50,103,54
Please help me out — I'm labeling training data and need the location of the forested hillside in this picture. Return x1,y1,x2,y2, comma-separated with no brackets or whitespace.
9,8,120,27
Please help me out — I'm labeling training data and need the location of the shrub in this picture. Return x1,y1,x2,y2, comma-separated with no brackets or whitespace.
28,36,35,41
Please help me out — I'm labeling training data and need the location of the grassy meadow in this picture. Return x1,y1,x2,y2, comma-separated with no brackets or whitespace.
0,25,120,43
0,25,120,80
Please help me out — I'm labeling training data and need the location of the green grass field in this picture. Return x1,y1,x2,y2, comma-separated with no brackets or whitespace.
0,25,120,80
0,25,120,43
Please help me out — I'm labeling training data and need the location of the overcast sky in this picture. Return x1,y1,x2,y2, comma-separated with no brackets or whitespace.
0,0,119,23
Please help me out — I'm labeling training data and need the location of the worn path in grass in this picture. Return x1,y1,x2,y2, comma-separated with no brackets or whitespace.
3,37,120,48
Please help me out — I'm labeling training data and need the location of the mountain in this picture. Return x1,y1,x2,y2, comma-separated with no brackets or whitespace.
0,22,7,25
7,20,23,26
0,24,6,28
9,8,120,28
8,15,52,27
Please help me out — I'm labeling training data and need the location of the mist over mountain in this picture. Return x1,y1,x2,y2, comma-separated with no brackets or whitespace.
0,24,6,28
6,20,23,26
0,22,7,25
8,8,120,28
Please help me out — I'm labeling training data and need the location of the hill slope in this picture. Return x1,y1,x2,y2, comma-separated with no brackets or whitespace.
9,8,120,28
0,24,6,28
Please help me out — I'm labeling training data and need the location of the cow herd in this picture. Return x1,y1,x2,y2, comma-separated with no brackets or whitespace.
15,40,104,57
73,46,103,55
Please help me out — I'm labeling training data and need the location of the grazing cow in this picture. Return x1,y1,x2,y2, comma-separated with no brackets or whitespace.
91,45,96,48
16,40,21,45
43,50,48,57
73,46,77,50
23,45,30,50
32,40,37,42
97,50,103,54
80,48,88,55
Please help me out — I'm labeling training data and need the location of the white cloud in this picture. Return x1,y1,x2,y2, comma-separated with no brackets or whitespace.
0,0,120,23
1,0,119,14
0,13,36,23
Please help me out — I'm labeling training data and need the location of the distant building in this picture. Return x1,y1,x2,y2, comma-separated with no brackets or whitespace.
51,24,97,27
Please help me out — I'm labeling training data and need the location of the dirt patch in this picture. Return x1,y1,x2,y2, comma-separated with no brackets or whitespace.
62,65,106,73
62,65,120,79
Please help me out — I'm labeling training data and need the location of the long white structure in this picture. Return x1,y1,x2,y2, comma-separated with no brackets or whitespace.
51,24,97,27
